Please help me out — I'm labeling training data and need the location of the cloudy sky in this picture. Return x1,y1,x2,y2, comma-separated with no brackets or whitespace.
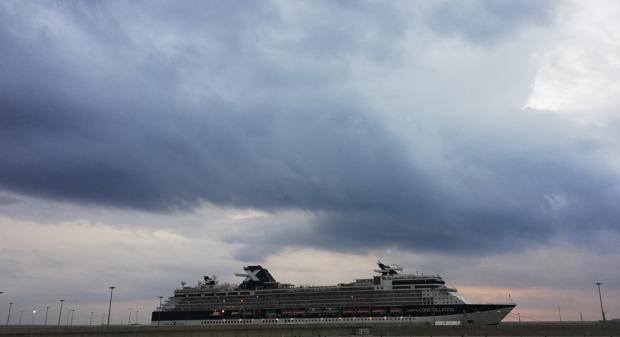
1,0,619,325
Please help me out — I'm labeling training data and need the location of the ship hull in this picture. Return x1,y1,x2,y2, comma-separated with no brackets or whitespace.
151,304,514,326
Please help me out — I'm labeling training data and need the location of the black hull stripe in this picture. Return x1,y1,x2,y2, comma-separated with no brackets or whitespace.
152,304,515,321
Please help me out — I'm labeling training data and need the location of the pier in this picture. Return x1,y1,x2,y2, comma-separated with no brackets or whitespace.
0,321,618,337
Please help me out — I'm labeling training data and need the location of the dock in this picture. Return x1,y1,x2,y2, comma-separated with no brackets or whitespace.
0,321,618,337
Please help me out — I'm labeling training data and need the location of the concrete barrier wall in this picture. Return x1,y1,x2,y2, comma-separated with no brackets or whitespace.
0,322,618,337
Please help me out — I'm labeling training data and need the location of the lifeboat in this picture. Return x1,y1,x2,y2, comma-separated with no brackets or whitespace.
389,306,403,313
342,308,356,314
372,307,386,314
282,309,294,316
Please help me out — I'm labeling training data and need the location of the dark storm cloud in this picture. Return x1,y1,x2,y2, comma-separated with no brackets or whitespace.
228,114,620,256
0,0,415,212
1,0,619,255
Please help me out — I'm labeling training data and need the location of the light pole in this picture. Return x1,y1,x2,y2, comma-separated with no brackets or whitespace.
107,287,115,326
158,296,163,326
595,282,606,321
89,312,93,326
70,309,75,326
28,310,37,337
135,310,139,325
57,299,64,327
580,311,585,337
44,306,50,327
0,292,3,326
18,310,23,325
6,302,12,326
65,309,70,326
128,308,132,326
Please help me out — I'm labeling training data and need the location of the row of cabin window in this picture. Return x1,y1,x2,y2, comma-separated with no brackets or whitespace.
392,279,445,285
176,291,252,298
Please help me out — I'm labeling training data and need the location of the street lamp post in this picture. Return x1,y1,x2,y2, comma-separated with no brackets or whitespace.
107,287,115,326
6,302,12,326
89,312,93,326
158,296,163,326
70,309,75,326
18,310,23,325
135,310,139,325
595,282,606,321
57,299,64,327
128,308,132,326
31,310,37,326
157,296,162,326
44,306,50,327
0,291,3,326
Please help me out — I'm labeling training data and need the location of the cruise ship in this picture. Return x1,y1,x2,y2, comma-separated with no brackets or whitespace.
151,262,515,326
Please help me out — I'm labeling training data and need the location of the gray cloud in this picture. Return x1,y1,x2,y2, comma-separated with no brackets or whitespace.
425,0,555,43
1,0,619,258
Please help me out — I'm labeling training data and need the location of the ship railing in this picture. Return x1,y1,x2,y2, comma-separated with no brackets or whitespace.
174,295,430,310
168,316,441,326
383,274,442,280
177,296,428,309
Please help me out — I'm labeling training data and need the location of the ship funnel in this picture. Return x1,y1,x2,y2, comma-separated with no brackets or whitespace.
375,261,402,275
236,265,279,289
